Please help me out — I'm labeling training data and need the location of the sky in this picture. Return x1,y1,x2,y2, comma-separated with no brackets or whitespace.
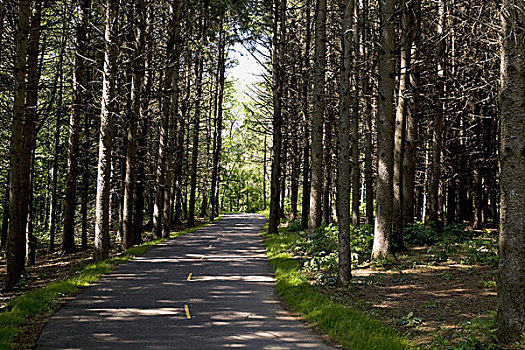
227,42,265,92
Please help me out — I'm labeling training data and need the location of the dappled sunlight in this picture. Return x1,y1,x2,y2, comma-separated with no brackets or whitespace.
37,215,333,349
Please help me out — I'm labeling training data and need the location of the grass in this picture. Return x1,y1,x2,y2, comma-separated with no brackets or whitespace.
0,217,221,350
262,226,412,350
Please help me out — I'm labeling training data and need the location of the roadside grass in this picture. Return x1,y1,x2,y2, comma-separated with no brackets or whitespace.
0,217,222,350
262,225,411,350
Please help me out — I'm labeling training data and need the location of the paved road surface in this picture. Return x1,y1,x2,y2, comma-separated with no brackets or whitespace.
37,214,334,349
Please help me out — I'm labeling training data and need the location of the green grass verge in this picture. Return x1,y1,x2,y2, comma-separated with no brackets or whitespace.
0,217,222,350
262,226,412,350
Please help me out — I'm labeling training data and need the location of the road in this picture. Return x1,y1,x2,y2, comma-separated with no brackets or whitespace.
37,214,334,349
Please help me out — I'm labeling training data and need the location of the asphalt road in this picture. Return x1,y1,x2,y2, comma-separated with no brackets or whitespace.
37,214,334,349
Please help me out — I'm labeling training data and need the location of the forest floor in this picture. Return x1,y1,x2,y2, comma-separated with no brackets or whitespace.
322,251,500,349
295,225,514,349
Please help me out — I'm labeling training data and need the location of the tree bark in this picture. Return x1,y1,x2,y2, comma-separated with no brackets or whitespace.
268,0,286,235
300,0,312,231
425,0,445,230
497,0,525,341
403,0,421,226
188,13,206,228
371,0,395,259
63,0,91,254
308,0,327,236
336,0,355,286
393,0,415,252
122,0,147,249
5,0,31,290
94,0,119,262
210,25,226,219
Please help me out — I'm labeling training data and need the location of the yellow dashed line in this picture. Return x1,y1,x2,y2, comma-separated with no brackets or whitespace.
187,273,192,281
184,304,191,319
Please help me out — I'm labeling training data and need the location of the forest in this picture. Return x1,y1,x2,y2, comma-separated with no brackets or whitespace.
0,0,524,349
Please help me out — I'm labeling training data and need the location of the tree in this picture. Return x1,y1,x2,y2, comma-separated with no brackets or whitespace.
371,0,395,259
94,0,119,262
336,0,355,286
5,0,31,290
63,0,92,254
497,0,525,342
308,0,327,236
268,0,285,235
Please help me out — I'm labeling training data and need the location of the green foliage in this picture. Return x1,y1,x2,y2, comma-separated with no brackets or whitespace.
262,226,411,350
404,222,436,246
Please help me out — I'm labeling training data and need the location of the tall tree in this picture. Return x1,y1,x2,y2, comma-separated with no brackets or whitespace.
5,0,31,290
392,0,415,252
94,0,119,262
497,0,525,342
337,0,355,286
268,0,285,235
122,0,147,249
63,0,92,254
371,0,395,259
308,0,327,236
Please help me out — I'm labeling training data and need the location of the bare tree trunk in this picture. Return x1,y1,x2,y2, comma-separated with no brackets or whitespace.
371,0,395,259
300,0,312,231
163,0,182,237
425,0,445,230
153,3,178,236
23,2,42,267
122,0,147,249
350,1,360,226
336,0,355,286
308,0,327,236
94,0,119,262
403,0,421,226
497,0,525,341
268,0,286,235
188,13,205,228
393,0,415,252
63,0,91,254
5,0,30,290
211,24,226,220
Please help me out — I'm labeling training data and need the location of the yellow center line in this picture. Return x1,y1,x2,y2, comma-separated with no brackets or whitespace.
187,273,192,281
184,304,191,319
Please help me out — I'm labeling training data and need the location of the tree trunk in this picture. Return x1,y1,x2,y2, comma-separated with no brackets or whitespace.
308,0,327,236
371,0,395,259
94,0,119,262
268,0,285,235
122,0,147,249
425,0,445,230
497,0,525,341
153,2,179,236
350,1,360,227
63,0,91,254
336,0,355,286
393,0,415,252
188,14,205,228
5,0,30,290
300,0,311,231
403,0,421,226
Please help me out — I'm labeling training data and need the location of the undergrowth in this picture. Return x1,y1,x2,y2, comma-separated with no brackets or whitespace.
0,217,221,350
262,223,411,350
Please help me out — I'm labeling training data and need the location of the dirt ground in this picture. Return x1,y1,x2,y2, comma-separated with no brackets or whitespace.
317,247,513,349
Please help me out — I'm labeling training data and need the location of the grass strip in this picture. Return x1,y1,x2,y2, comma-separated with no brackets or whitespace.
0,217,222,350
262,227,411,350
